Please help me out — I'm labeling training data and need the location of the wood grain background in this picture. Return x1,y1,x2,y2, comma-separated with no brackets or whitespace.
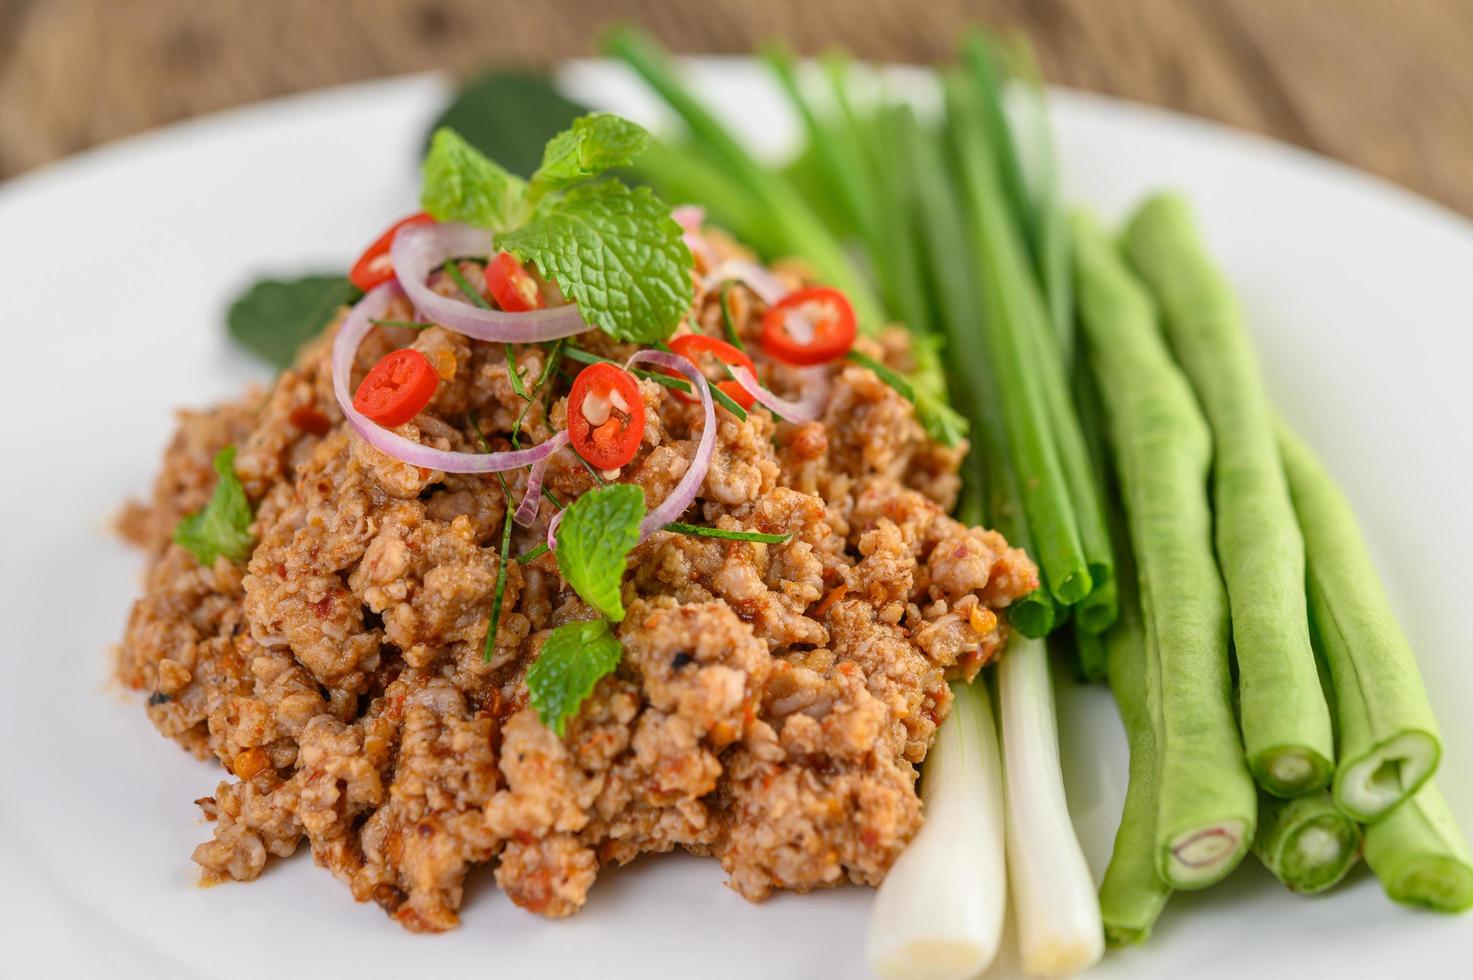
3,0,1472,215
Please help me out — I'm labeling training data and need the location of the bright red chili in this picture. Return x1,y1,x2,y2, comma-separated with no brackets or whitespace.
484,252,544,313
667,334,758,410
759,286,857,366
353,349,439,427
349,213,435,291
567,362,645,470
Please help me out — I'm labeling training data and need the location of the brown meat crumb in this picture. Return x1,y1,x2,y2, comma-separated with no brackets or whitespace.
116,231,1038,930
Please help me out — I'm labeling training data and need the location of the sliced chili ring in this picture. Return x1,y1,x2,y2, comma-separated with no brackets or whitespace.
667,333,757,410
353,348,439,427
349,213,435,292
568,362,645,470
760,286,857,366
484,251,545,313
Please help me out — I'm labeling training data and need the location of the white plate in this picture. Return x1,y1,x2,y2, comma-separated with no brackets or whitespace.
1,59,1470,980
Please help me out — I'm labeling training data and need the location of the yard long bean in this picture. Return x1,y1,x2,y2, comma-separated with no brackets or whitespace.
1277,422,1441,822
1252,792,1361,894
1123,193,1334,798
1073,212,1255,888
1363,782,1473,913
1098,535,1171,944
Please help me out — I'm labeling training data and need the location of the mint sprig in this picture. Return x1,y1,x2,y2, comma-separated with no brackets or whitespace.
531,112,649,195
422,129,528,231
419,114,692,345
554,483,645,622
526,618,624,736
499,183,693,345
174,447,255,565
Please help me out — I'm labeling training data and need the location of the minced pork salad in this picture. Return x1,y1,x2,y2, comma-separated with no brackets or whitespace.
116,113,1036,931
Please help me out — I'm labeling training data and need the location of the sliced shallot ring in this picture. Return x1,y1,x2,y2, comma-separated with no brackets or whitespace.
332,283,565,474
513,430,569,526
672,205,714,266
629,350,716,542
390,222,587,342
701,258,788,307
729,364,830,423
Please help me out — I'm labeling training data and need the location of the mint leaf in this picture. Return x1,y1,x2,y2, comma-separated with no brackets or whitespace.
531,113,650,193
174,447,255,565
426,71,589,180
421,128,528,231
499,182,692,344
527,618,623,736
227,274,360,369
554,483,645,621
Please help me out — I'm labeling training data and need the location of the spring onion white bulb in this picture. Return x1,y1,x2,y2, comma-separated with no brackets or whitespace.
998,636,1104,976
867,679,1006,980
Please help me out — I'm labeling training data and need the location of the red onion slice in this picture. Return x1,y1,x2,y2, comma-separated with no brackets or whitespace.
391,222,588,342
546,507,567,551
729,365,830,423
701,259,788,306
513,430,568,526
672,205,713,267
332,283,567,474
627,350,716,540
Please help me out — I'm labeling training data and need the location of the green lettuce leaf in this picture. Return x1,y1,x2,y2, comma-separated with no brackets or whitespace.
174,447,255,565
553,482,645,621
498,182,692,344
526,618,624,736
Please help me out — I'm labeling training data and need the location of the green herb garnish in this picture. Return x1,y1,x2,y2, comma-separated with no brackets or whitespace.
526,618,624,736
422,128,528,232
174,447,255,565
484,472,517,662
516,542,550,564
369,318,431,330
506,343,530,400
227,275,360,369
422,115,692,346
846,349,915,401
553,483,644,621
562,346,693,394
426,71,589,180
442,259,492,309
719,281,745,350
497,182,693,344
664,522,791,544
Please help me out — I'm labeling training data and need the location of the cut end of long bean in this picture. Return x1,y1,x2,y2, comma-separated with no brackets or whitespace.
1334,730,1440,823
1050,567,1093,606
1385,857,1473,913
1162,820,1250,889
1278,815,1361,894
1253,745,1334,799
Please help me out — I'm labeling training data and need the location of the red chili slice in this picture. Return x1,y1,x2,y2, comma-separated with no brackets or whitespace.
353,349,439,427
349,213,435,292
568,362,645,470
760,286,858,366
484,252,544,313
667,333,757,410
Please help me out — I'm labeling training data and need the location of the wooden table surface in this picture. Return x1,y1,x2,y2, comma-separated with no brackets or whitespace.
3,0,1471,215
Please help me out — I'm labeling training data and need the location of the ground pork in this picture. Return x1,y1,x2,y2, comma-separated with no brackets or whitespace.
115,229,1038,931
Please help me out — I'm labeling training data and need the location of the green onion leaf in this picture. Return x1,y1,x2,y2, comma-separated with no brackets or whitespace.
846,349,915,401
664,522,791,544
